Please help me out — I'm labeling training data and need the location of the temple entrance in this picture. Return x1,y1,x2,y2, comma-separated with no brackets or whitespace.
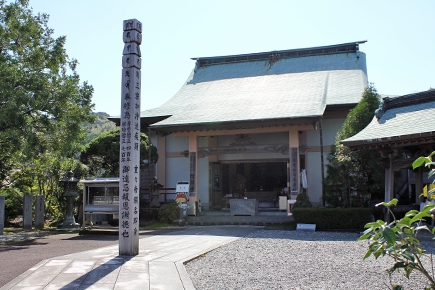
210,161,288,209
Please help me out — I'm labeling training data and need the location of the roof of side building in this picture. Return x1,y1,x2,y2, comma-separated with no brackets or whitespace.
340,89,435,147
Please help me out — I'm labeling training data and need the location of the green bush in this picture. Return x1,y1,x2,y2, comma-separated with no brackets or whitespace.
294,192,312,208
158,203,179,223
0,188,23,222
140,208,159,221
292,207,372,230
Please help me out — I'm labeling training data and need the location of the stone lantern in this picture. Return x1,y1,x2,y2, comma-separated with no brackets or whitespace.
59,171,80,229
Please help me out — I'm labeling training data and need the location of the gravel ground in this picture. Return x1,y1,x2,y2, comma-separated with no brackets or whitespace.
185,230,435,290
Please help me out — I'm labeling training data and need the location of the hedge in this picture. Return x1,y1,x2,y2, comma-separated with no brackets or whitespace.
292,207,373,230
158,203,180,223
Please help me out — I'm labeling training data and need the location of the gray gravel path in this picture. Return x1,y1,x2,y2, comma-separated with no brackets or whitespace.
185,230,434,289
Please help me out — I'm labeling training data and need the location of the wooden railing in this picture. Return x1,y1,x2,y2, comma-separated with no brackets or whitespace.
141,188,177,203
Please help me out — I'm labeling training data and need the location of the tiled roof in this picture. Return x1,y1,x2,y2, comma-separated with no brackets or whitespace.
341,90,435,147
135,43,368,129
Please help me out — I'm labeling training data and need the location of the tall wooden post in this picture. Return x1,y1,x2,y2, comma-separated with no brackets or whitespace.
289,129,300,196
119,19,142,256
0,195,4,235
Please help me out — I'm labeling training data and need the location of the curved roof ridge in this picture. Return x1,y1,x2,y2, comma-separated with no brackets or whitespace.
192,41,367,67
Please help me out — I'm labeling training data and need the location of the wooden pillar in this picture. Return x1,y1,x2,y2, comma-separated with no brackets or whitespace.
208,136,218,163
384,156,394,222
415,167,424,204
157,135,166,187
189,134,199,202
289,129,300,195
0,195,4,235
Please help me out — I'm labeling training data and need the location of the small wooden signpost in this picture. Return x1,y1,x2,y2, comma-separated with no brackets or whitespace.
119,19,142,256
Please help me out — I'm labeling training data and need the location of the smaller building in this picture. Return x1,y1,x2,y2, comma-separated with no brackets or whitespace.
341,89,435,218
81,178,119,225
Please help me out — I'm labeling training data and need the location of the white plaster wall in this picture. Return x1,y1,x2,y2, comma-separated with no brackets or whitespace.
306,119,345,147
166,157,189,189
322,118,346,145
306,151,323,205
305,118,345,204
150,135,157,147
166,134,189,152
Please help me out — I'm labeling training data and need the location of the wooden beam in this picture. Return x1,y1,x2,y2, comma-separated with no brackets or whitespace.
173,124,315,137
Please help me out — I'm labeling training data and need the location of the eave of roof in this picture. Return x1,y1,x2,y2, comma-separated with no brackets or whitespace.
151,116,320,134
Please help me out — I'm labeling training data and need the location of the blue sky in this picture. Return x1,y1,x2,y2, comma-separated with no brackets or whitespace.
29,0,435,116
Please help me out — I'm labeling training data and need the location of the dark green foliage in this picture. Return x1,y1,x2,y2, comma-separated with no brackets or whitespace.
0,188,23,222
0,0,95,181
80,129,158,177
292,207,372,230
293,192,312,208
158,203,179,223
324,85,384,207
359,198,435,288
140,208,159,222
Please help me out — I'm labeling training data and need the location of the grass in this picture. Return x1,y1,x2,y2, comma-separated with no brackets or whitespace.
263,221,297,230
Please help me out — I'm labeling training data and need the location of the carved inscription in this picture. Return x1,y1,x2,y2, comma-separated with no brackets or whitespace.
23,195,33,230
189,152,196,197
119,18,142,256
35,195,45,229
290,148,299,194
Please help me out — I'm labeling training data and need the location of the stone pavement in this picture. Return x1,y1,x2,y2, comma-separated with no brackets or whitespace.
1,226,259,290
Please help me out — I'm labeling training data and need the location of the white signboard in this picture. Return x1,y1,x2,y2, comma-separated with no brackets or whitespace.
296,223,316,231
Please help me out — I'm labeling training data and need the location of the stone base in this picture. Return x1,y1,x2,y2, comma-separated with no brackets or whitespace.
58,222,80,229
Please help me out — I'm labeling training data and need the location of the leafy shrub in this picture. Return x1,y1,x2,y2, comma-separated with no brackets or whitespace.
0,188,23,222
292,207,372,230
140,208,159,221
158,203,179,223
360,198,435,289
293,192,312,208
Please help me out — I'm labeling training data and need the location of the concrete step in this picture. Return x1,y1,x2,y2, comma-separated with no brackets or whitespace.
176,214,294,226
200,210,289,216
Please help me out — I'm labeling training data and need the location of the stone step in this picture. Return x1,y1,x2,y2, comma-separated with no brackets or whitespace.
175,214,294,226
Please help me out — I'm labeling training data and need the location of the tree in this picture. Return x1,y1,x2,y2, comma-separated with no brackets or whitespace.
80,129,158,177
324,84,384,207
0,0,95,181
5,153,89,224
